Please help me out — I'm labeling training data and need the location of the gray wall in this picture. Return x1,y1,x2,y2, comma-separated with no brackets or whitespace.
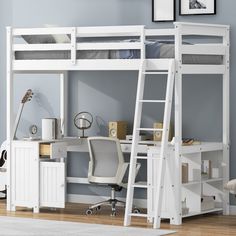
0,0,12,144
0,0,235,201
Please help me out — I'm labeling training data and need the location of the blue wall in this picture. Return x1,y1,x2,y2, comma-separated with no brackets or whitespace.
0,0,235,201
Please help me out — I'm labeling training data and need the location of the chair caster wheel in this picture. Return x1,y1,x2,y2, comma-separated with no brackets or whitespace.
111,211,116,216
133,208,141,214
86,209,93,215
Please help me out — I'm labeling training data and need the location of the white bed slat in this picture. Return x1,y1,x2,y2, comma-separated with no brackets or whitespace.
145,29,175,36
76,25,143,37
13,27,74,36
13,59,171,71
175,22,229,29
71,28,76,65
13,59,142,71
178,25,226,37
13,44,71,51
76,42,142,50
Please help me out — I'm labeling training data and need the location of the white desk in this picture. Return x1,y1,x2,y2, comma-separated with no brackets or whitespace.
10,137,226,225
10,137,156,213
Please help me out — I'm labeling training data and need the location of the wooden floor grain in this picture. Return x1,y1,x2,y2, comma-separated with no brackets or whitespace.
0,200,235,235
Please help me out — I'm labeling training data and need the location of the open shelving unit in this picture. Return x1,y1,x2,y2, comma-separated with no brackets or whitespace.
181,149,225,217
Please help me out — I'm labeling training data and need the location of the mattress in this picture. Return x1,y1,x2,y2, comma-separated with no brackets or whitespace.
15,40,223,65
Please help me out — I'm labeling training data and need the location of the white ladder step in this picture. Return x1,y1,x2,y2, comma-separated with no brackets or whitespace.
134,156,148,160
139,100,166,103
143,72,168,75
132,182,148,188
124,59,175,229
129,213,148,218
137,128,163,132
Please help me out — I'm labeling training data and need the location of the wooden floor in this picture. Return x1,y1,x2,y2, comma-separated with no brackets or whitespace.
0,200,236,235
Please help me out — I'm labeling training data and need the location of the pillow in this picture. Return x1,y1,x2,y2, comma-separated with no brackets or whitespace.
52,34,70,43
224,179,236,194
22,35,56,44
44,24,70,43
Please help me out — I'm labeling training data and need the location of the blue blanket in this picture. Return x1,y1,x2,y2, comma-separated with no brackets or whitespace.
119,40,175,59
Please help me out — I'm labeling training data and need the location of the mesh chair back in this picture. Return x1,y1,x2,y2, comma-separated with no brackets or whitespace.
87,137,124,184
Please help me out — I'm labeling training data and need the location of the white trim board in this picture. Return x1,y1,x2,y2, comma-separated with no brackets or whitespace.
68,194,236,216
67,194,147,209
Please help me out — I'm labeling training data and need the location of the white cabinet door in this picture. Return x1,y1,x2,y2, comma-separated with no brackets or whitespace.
12,141,39,208
40,162,65,208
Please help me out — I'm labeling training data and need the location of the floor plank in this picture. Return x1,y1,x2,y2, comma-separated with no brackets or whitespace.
0,200,235,235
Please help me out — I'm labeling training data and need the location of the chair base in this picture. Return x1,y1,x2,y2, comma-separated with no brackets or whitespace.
86,198,126,216
85,186,140,216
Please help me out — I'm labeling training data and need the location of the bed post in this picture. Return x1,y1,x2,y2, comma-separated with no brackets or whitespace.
6,26,14,211
222,26,230,215
172,22,183,225
60,72,68,137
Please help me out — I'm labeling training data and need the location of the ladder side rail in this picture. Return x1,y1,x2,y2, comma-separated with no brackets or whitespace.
124,26,146,226
222,26,230,215
153,60,175,229
124,62,145,226
170,23,183,226
6,27,14,212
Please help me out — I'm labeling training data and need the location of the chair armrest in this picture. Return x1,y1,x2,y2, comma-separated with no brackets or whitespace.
118,162,129,184
135,163,141,178
119,162,141,187
88,161,93,179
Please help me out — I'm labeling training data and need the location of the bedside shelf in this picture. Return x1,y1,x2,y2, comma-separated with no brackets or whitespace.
202,178,224,183
182,181,201,186
182,208,223,218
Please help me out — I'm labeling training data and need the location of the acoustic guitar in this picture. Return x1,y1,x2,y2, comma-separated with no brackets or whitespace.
0,89,33,198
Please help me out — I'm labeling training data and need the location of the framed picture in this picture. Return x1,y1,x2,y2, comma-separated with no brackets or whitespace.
152,0,175,22
180,0,216,15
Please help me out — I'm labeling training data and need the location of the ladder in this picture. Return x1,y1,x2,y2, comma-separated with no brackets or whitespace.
124,59,175,228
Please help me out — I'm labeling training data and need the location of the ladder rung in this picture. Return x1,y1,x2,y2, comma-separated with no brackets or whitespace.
137,128,163,132
139,100,166,103
134,156,148,160
143,72,168,75
129,213,148,218
133,182,148,188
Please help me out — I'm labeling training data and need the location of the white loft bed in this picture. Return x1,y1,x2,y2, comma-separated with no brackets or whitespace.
6,22,230,225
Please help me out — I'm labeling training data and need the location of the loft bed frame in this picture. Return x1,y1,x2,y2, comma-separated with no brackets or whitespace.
6,22,230,224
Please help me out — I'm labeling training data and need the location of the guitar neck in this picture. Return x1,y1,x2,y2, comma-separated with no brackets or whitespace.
13,103,25,140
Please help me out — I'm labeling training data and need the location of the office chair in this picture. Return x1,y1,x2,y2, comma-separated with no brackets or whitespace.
86,137,140,216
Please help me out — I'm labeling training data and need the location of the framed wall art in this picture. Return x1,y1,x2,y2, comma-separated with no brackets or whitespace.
180,0,216,15
152,0,175,22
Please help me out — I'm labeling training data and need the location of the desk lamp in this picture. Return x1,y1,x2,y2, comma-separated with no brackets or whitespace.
74,111,93,138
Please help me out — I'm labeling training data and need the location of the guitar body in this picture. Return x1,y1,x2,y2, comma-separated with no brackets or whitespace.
0,141,7,198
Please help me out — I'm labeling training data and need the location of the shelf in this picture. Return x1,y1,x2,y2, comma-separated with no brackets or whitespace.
202,178,224,183
182,208,223,218
182,181,201,186
201,207,223,214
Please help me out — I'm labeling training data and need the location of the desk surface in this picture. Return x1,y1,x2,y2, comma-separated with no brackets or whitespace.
14,137,224,154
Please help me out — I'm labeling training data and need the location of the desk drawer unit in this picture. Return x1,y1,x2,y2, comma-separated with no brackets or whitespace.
12,141,66,212
40,142,67,159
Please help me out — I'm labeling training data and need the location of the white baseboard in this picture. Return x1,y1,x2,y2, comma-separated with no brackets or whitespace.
68,194,236,216
67,194,147,208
